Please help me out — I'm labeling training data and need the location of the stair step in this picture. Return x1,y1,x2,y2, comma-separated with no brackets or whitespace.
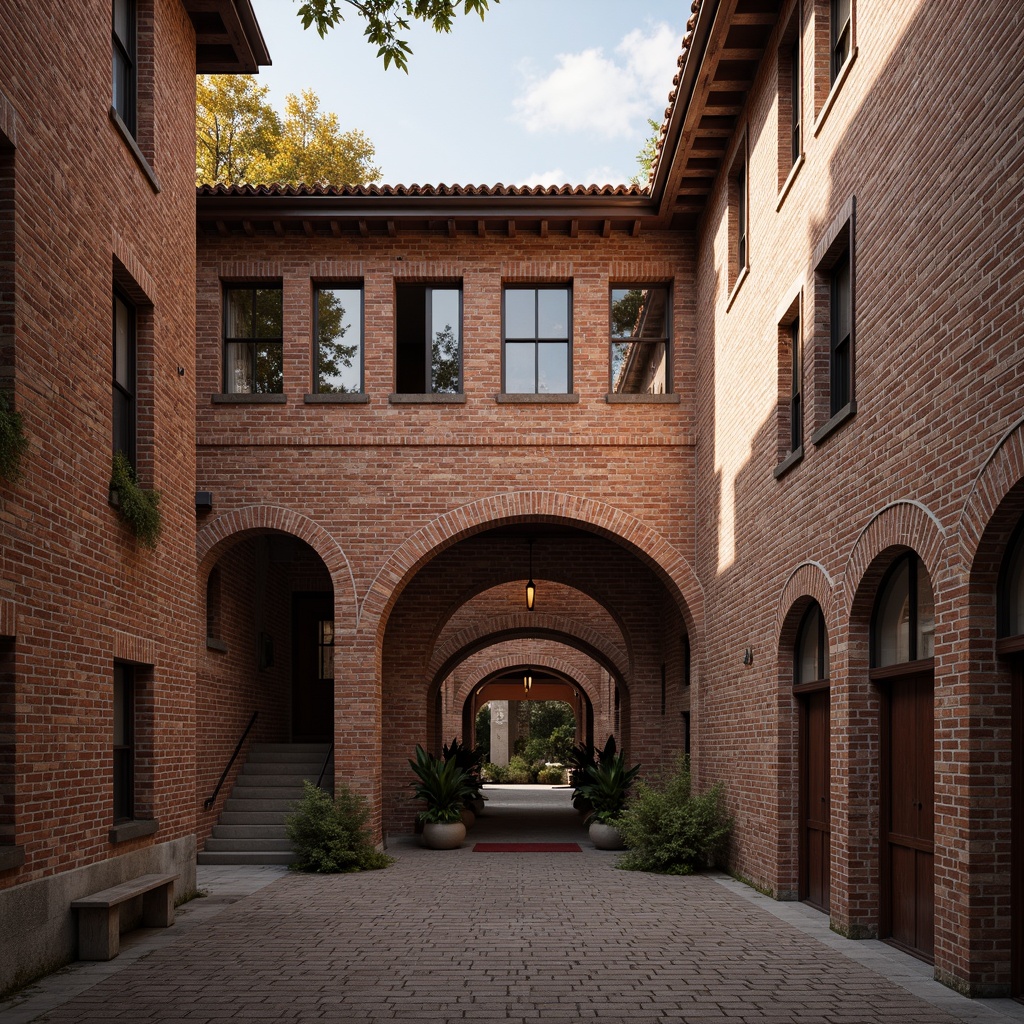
218,811,291,826
204,837,294,853
211,824,289,840
250,743,331,755
227,785,308,799
197,850,297,866
240,762,330,776
223,797,300,812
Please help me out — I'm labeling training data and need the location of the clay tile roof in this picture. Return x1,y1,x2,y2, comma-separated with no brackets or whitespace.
196,182,645,198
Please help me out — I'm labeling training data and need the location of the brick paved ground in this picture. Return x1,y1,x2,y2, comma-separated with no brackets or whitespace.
4,787,1024,1024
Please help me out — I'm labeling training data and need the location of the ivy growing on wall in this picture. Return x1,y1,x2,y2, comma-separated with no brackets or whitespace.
110,451,162,548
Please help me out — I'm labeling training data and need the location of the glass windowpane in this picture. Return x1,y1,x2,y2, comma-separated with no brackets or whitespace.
430,289,460,393
317,288,361,393
796,604,828,684
916,566,935,660
538,289,568,338
611,341,666,394
114,296,131,387
113,0,131,44
225,342,253,394
876,558,911,667
254,288,283,338
225,289,252,339
505,342,535,393
505,290,536,339
1003,527,1024,637
255,343,283,393
537,342,568,394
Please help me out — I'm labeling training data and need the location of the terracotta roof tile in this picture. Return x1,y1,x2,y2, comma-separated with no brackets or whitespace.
196,182,644,198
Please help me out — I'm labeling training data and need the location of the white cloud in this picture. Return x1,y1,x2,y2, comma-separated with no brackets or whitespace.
516,168,570,188
512,23,680,140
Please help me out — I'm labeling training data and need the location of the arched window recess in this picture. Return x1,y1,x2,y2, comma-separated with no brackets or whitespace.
870,552,935,680
998,518,1024,654
794,602,829,694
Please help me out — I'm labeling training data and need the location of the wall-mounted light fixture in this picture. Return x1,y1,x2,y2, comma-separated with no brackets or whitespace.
523,672,533,694
525,537,536,611
743,647,754,666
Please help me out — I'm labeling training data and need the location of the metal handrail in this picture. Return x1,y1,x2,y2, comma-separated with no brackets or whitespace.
204,711,258,810
316,741,334,790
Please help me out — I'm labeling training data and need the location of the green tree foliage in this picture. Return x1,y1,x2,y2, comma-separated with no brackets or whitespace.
430,324,460,394
630,117,662,187
316,290,359,393
296,0,497,72
196,76,381,187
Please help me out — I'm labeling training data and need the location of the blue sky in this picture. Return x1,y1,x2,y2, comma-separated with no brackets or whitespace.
247,1,685,187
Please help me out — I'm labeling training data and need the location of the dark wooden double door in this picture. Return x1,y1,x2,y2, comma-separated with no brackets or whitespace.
881,671,934,960
799,688,831,911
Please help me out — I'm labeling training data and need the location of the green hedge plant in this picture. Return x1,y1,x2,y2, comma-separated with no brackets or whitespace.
286,780,392,873
616,757,732,875
110,451,162,548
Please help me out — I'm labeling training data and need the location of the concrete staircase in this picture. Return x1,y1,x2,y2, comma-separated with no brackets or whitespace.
198,743,333,865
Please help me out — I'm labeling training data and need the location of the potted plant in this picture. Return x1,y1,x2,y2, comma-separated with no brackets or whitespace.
575,751,641,850
568,735,618,814
409,744,475,849
441,737,485,817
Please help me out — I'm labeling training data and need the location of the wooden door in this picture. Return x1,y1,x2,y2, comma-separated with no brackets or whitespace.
292,593,334,743
882,671,934,960
1013,664,1023,998
799,688,830,910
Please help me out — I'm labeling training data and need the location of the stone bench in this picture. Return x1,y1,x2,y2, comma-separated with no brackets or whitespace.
71,872,179,960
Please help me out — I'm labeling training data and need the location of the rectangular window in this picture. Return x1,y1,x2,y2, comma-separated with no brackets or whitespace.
831,0,852,83
315,286,362,393
728,140,749,292
790,317,803,451
395,285,461,394
777,7,802,189
223,285,283,394
610,286,670,395
112,0,136,133
830,251,851,415
503,286,571,394
112,290,136,464
113,663,134,823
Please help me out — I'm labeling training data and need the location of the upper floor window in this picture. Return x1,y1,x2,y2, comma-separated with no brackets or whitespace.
831,0,852,84
610,286,670,395
112,0,136,133
503,286,571,394
315,286,362,394
395,285,461,394
829,250,851,416
872,553,935,668
728,139,749,294
113,663,135,823
113,291,136,464
224,285,283,394
777,6,802,190
789,316,803,452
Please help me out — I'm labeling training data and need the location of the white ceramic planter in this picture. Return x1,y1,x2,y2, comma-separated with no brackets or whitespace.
422,821,467,850
589,821,625,850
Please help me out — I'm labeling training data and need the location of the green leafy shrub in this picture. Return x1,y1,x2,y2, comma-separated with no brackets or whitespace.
505,754,534,784
576,752,640,825
0,391,28,482
286,780,393,873
409,744,474,823
536,765,565,785
616,757,732,875
481,762,507,783
110,451,162,548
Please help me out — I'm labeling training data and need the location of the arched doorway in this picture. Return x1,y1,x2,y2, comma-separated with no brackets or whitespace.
871,551,935,961
795,602,830,912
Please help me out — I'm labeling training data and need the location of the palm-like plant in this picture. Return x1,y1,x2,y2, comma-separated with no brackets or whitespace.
409,745,475,824
575,753,641,826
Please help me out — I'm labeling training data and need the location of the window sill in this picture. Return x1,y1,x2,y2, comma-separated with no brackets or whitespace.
813,48,858,139
605,393,680,404
776,153,805,211
495,393,580,404
212,393,287,404
811,400,856,446
206,637,228,653
305,393,370,404
725,265,749,313
773,445,804,479
109,107,161,195
0,845,25,872
109,819,159,844
388,393,466,404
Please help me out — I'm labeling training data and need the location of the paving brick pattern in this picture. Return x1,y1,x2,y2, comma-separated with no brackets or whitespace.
13,787,1020,1024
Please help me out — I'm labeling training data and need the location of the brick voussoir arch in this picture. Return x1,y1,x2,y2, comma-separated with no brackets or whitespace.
957,415,1024,566
363,490,704,639
429,614,629,693
452,651,599,709
774,561,838,650
842,499,950,617
196,504,358,631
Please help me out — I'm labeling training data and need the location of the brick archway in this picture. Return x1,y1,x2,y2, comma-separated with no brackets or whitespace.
196,504,358,631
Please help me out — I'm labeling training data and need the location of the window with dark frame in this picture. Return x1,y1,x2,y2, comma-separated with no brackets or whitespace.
790,317,803,452
111,0,136,133
791,39,802,165
314,286,362,394
795,603,829,685
829,250,851,416
736,159,747,271
831,0,852,84
610,286,670,395
112,290,136,465
503,286,571,394
871,553,935,668
998,518,1024,640
395,285,461,394
113,663,134,823
223,285,283,394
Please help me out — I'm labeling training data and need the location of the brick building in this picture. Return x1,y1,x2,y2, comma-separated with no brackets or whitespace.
4,0,1024,1005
